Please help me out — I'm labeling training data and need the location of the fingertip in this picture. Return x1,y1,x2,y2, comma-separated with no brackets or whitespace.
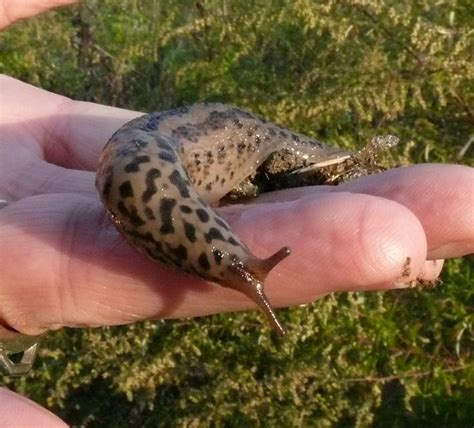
341,164,474,259
353,195,429,289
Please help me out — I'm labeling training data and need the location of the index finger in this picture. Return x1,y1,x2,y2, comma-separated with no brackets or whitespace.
0,75,141,170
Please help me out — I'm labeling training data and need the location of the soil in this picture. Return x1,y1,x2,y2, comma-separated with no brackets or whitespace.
226,134,400,200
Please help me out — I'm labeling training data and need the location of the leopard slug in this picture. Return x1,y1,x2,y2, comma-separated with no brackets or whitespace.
96,103,350,335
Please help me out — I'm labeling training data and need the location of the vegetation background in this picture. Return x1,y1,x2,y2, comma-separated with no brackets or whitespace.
0,0,472,426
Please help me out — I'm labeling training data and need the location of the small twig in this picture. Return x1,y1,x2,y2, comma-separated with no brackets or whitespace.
457,136,473,160
92,42,115,60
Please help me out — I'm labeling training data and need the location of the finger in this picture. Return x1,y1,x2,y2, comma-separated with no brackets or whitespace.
339,164,474,259
0,75,141,170
0,388,67,428
0,191,427,333
256,164,474,260
0,0,76,29
0,143,95,201
0,75,139,200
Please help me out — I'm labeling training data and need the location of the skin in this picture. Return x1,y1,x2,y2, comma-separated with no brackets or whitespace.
0,1,473,426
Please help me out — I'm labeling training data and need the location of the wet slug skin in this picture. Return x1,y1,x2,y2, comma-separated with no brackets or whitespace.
96,103,349,335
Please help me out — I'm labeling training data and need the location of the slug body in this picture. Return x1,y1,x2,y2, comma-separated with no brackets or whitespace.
96,103,349,335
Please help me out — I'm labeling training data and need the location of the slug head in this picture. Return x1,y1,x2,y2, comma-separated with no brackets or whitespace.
222,246,291,336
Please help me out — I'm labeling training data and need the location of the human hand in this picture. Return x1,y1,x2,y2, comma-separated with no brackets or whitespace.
1,74,473,337
1,45,473,428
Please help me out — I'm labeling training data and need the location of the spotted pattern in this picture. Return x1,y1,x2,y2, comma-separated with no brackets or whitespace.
96,103,350,335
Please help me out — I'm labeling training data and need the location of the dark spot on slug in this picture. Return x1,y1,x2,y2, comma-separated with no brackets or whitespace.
169,170,190,198
128,230,158,245
180,205,193,214
167,243,188,266
144,206,156,220
159,197,176,234
142,168,161,203
117,201,146,227
205,183,212,192
124,155,151,172
155,138,174,152
196,208,210,223
198,252,211,270
183,221,197,243
228,236,240,246
214,217,230,230
101,166,113,201
217,148,226,164
204,227,226,243
119,181,134,199
158,150,177,163
142,114,163,131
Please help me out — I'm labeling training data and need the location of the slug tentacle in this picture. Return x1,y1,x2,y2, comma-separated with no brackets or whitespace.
224,247,291,336
246,246,292,283
96,103,350,334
